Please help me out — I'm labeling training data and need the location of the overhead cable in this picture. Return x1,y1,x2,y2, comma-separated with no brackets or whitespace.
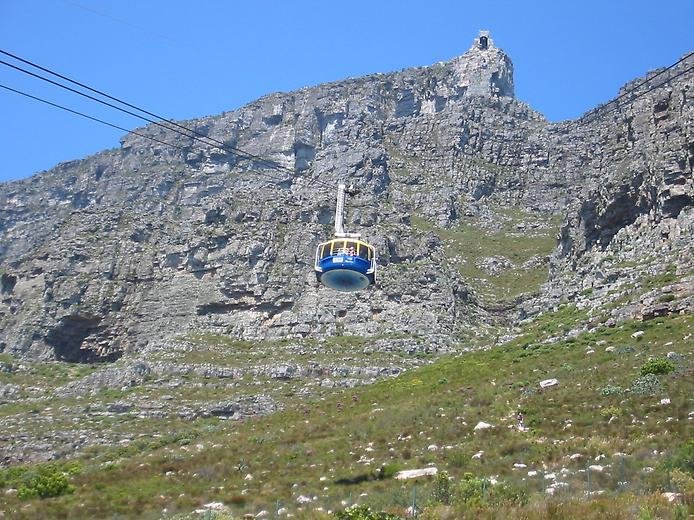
0,49,334,188
580,51,694,125
0,82,298,188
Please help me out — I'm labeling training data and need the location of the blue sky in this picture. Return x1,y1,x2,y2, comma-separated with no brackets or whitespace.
0,0,692,183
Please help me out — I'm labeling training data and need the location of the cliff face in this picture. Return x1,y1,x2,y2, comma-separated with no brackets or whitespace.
0,33,692,363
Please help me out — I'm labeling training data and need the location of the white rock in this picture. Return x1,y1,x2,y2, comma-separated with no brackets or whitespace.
544,473,556,480
472,451,484,459
585,349,595,354
605,346,615,352
539,378,559,388
569,453,583,461
244,473,254,481
588,465,604,472
194,502,229,514
545,487,555,495
427,444,438,451
394,467,438,480
296,495,313,504
528,470,538,477
277,507,288,515
643,467,654,473
660,398,671,405
631,331,645,339
256,511,269,518
662,492,682,503
474,421,494,431
513,463,527,469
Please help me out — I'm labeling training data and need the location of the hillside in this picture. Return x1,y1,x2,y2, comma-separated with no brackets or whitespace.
0,31,692,518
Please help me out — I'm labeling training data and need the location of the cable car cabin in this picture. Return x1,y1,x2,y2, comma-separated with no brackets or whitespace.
314,239,376,292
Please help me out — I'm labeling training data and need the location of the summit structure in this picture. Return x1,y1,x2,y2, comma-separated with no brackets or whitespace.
451,30,515,97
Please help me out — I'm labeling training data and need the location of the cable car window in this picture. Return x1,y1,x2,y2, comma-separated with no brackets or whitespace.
358,246,369,260
344,241,357,256
321,244,331,259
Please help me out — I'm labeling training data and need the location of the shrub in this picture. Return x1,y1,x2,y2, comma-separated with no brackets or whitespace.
640,358,676,377
630,374,663,396
456,473,488,506
432,471,453,505
666,440,694,475
334,505,402,520
486,481,529,506
16,464,77,499
600,406,621,419
670,469,694,494
1,462,80,500
599,384,625,397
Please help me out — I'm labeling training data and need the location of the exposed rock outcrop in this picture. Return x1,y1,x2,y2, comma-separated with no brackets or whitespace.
0,33,691,364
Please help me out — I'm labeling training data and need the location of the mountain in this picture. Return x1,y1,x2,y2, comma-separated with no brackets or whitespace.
1,33,691,365
0,31,692,490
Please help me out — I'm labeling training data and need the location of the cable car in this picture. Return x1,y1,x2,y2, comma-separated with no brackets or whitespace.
315,238,376,291
314,183,377,292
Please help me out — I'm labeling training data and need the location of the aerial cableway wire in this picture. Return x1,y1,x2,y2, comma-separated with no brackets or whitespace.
579,51,694,125
0,82,306,207
584,63,694,122
0,48,298,177
0,49,334,189
0,56,294,180
0,82,190,154
0,80,290,188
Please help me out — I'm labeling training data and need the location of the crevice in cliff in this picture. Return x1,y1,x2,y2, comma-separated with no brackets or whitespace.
46,315,118,363
1,273,17,294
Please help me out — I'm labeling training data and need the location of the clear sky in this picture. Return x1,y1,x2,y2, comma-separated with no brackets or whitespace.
0,0,692,183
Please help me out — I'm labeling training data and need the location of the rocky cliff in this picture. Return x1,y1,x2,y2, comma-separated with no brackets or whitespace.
1,32,692,365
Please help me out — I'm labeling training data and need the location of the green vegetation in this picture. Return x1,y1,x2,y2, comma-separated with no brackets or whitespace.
641,266,677,290
334,505,402,520
640,358,676,376
0,308,690,519
410,209,559,301
0,462,81,499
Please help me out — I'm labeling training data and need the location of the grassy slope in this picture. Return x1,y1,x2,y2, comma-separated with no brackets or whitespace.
2,307,691,519
411,209,560,302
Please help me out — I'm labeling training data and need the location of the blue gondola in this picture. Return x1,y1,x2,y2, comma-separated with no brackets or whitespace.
314,183,377,292
314,238,376,291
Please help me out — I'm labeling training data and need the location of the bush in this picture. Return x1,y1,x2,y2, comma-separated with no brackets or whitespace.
599,384,625,397
456,473,488,506
600,406,621,419
1,461,80,500
432,471,453,505
16,464,77,499
630,374,663,396
666,440,694,475
334,505,402,520
640,358,676,376
486,481,529,506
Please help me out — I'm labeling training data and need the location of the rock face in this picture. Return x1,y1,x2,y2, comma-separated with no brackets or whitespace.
0,33,692,362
